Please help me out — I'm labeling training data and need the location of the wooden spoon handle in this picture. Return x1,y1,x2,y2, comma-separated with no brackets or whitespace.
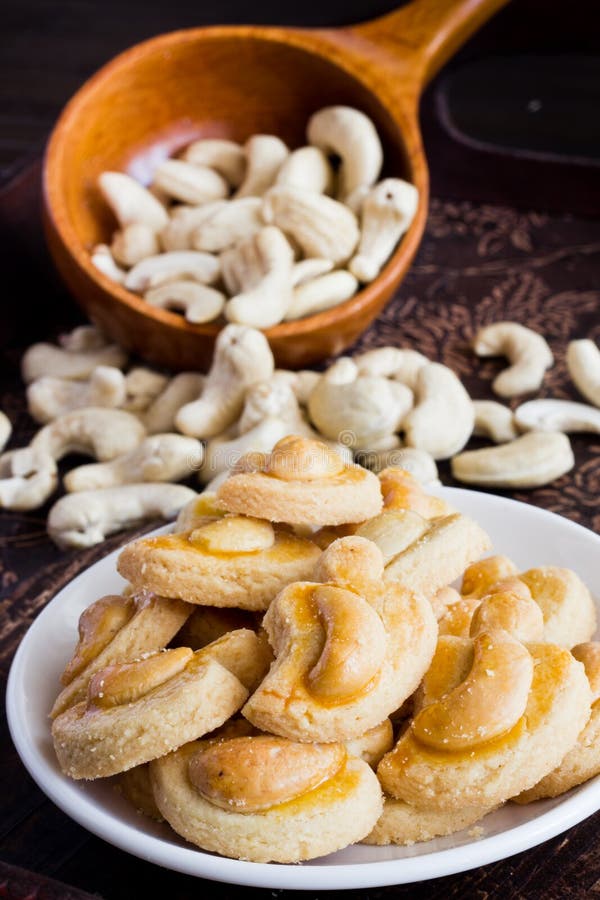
351,0,510,96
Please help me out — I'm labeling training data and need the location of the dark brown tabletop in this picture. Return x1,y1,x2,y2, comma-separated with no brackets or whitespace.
2,1,600,897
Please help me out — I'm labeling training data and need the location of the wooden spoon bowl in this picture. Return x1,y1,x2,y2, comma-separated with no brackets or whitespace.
43,0,506,370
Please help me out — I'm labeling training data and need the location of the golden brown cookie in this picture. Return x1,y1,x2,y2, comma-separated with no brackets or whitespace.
150,734,383,862
51,590,192,718
117,515,321,610
243,536,437,742
377,633,592,811
217,435,383,526
119,764,163,821
363,797,495,846
52,629,271,779
378,467,452,518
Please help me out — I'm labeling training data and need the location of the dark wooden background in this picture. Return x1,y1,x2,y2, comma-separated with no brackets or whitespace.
2,1,600,897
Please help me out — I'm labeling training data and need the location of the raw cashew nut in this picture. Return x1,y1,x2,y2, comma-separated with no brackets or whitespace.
31,407,146,462
238,376,313,436
58,326,108,353
0,447,58,510
223,227,294,328
64,434,204,491
0,411,12,452
111,223,159,267
403,363,474,460
235,135,289,198
91,244,126,283
275,146,334,195
357,447,439,483
473,322,554,397
47,483,197,548
145,282,226,324
263,186,360,265
121,368,169,413
285,271,358,321
190,198,263,252
22,337,127,384
182,139,246,187
175,325,274,439
159,203,225,252
124,251,220,292
307,360,412,450
452,431,574,488
307,106,383,201
515,398,600,434
472,400,518,443
201,417,290,484
142,373,205,434
290,258,334,287
152,159,229,205
350,179,419,283
98,172,169,231
26,367,127,423
353,347,428,391
567,339,600,407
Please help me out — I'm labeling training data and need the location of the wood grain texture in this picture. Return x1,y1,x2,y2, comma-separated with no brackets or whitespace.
42,0,507,370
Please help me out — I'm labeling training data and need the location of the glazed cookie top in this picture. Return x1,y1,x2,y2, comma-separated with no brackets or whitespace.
216,435,383,525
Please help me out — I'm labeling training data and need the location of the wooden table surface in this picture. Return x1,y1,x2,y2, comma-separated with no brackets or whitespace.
2,1,600,897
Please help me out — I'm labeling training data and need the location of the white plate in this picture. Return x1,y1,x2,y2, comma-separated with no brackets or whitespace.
7,487,600,890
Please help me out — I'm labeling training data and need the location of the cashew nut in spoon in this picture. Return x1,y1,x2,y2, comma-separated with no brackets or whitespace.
307,359,413,451
472,400,518,444
26,367,127,424
285,271,358,321
223,227,295,328
182,139,246,188
275,146,334,195
514,398,600,434
124,251,220,293
0,447,58,510
98,172,169,231
30,408,146,462
306,106,383,201
110,223,160,268
451,431,574,489
0,411,12,452
142,373,205,434
144,282,226,324
47,483,197,549
152,159,229,205
473,321,554,397
262,186,360,265
175,325,274,439
22,335,128,384
235,135,289,198
64,434,204,492
91,245,126,283
567,339,600,407
353,347,429,391
190,198,263,253
350,178,419,283
403,363,474,459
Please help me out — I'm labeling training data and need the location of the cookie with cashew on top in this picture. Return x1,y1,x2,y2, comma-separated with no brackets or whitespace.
52,629,272,779
217,435,383,526
243,535,437,742
117,512,321,611
150,732,383,863
376,592,592,811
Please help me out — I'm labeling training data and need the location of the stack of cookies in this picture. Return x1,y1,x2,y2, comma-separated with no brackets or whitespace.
50,436,600,862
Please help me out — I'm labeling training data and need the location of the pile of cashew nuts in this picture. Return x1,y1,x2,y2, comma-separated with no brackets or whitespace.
2,320,600,549
92,106,418,327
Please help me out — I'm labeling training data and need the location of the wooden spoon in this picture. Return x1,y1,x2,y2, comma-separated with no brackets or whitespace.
44,0,508,369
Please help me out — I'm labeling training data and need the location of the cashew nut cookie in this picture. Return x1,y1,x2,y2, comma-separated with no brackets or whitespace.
216,435,383,526
52,629,271,779
118,763,164,821
516,642,600,802
117,514,321,611
376,630,592,811
517,566,596,648
363,797,495,846
150,734,383,862
243,536,437,742
51,591,192,718
173,605,259,650
344,719,394,769
378,467,452,519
